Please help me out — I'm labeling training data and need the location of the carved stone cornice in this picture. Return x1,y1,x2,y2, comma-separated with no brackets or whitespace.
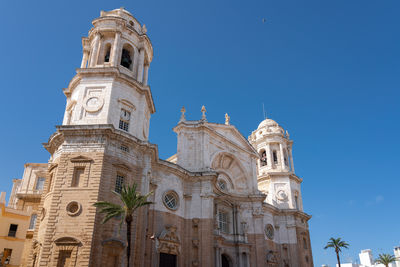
257,172,302,183
43,124,158,158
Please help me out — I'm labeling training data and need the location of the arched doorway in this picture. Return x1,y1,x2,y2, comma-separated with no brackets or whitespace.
221,254,230,267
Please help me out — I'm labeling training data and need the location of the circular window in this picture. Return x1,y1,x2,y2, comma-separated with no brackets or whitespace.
163,191,179,210
217,180,227,191
66,201,82,216
265,224,274,240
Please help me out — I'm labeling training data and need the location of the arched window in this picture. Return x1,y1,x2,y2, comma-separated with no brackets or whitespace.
221,254,231,267
283,149,289,167
272,150,278,164
120,44,134,70
104,43,111,63
260,149,267,166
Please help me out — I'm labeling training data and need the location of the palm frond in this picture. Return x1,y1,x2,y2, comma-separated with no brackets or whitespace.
93,183,153,225
324,237,349,251
375,253,397,265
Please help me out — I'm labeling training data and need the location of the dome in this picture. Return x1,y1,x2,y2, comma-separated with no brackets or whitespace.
101,8,138,24
256,118,285,136
257,118,279,130
111,7,133,17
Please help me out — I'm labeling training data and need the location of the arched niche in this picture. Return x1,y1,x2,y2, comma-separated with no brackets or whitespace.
211,152,249,193
120,43,134,70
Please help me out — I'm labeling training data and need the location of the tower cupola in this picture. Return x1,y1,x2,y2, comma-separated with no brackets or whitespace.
62,8,155,141
249,118,294,173
80,7,153,84
249,118,302,210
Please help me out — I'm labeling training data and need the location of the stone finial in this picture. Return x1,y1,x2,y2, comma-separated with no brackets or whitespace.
117,7,124,16
286,130,290,139
201,106,207,121
142,24,147,34
225,113,230,125
180,106,186,121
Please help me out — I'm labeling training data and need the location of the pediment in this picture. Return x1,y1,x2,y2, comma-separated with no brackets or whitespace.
207,124,258,157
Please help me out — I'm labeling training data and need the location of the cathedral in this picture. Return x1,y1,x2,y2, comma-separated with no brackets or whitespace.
5,8,313,267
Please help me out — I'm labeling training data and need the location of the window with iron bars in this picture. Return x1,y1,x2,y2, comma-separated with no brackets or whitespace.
115,174,125,194
217,210,229,234
119,109,131,132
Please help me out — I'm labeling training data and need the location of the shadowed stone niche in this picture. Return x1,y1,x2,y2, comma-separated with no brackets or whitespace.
52,237,82,267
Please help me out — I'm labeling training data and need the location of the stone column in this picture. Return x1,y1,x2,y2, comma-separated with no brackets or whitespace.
215,247,221,267
89,32,101,67
110,31,121,66
80,50,89,68
266,143,272,169
137,48,145,83
238,250,243,267
289,147,295,173
143,64,150,85
279,143,286,170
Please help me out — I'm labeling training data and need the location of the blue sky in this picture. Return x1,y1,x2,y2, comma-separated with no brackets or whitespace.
0,0,399,266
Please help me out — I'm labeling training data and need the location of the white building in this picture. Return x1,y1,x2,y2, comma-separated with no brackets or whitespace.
336,247,400,267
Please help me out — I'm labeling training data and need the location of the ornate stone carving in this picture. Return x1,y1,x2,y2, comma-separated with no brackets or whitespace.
252,206,262,216
225,113,230,125
266,250,279,265
158,226,180,255
241,221,249,234
201,105,207,121
192,239,199,247
192,218,200,228
180,106,186,121
276,190,288,201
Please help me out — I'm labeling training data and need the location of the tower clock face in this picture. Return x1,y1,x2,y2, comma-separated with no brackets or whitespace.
121,110,131,120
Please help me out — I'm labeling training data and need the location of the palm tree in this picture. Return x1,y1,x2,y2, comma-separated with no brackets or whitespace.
324,237,349,267
94,183,153,267
375,253,397,267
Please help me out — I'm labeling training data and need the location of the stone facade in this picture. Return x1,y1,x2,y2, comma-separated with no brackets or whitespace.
6,7,313,267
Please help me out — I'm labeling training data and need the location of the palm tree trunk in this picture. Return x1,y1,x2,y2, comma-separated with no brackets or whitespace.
336,251,341,267
126,216,132,267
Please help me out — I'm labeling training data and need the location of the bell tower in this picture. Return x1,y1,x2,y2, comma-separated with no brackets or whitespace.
62,7,155,140
29,9,156,267
249,118,303,210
